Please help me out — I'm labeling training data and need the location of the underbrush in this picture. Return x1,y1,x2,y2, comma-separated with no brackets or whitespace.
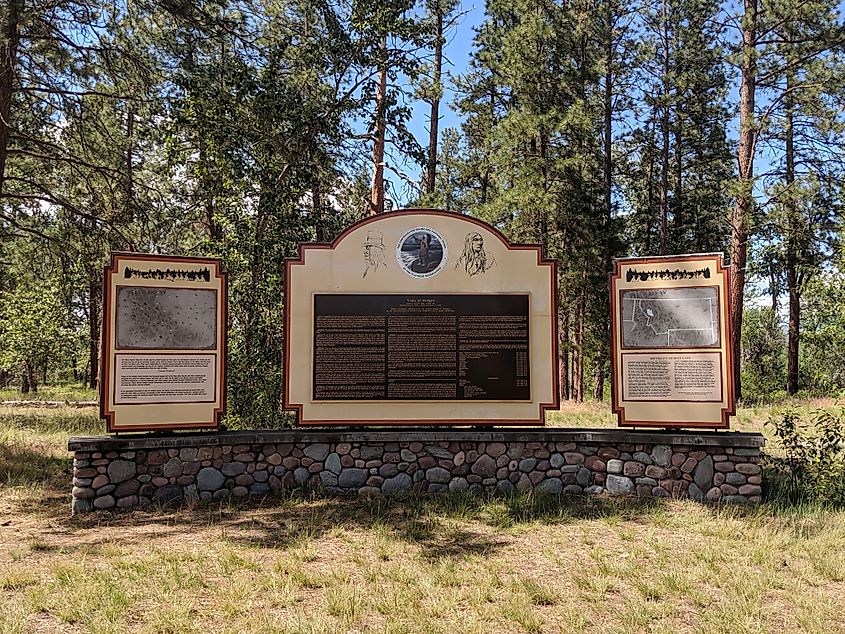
763,408,845,506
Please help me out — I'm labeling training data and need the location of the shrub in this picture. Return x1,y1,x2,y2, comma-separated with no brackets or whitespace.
763,408,845,505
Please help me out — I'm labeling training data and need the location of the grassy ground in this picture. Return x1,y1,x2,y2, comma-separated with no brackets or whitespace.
0,384,98,403
1,401,844,633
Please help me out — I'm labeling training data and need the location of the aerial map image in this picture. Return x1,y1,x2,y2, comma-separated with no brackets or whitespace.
620,286,720,348
115,287,217,350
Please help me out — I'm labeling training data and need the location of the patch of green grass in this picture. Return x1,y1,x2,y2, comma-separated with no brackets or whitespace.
546,400,616,427
0,383,97,403
519,577,559,605
0,570,38,590
500,594,544,633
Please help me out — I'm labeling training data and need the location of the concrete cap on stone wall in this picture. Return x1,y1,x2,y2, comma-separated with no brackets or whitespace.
69,427,764,452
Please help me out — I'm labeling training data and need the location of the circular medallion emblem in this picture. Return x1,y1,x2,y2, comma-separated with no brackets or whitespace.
396,227,447,278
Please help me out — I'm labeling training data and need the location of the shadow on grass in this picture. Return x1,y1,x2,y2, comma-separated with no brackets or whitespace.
8,459,841,559
0,442,72,489
43,490,679,559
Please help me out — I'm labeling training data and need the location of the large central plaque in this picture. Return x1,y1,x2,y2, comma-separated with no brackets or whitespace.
313,294,530,401
284,209,558,426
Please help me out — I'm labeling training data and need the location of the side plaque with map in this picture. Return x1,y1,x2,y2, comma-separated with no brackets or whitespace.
285,209,558,425
611,254,734,428
101,253,227,432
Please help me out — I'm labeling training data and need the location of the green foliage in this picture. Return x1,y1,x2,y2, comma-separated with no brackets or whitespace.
799,271,845,394
1,0,844,415
0,282,75,390
764,408,845,505
740,307,787,401
620,0,733,256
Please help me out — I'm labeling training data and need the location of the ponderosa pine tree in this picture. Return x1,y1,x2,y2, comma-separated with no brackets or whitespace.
450,0,608,401
754,0,845,395
623,0,732,257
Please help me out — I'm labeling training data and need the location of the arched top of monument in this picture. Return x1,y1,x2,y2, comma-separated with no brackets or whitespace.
320,208,532,252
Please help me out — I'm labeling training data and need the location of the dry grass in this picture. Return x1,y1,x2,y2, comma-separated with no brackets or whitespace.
1,401,844,633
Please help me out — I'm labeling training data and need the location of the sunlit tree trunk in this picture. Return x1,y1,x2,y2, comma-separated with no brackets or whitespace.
370,37,388,216
730,0,758,402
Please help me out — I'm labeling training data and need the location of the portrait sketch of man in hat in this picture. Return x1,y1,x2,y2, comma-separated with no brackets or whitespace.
363,231,387,278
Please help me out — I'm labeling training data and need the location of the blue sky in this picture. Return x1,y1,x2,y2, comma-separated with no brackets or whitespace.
393,2,484,205
392,0,845,211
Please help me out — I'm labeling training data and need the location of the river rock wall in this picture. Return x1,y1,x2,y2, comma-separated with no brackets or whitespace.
68,429,764,513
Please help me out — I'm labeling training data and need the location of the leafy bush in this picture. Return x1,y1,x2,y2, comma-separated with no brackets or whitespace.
763,408,845,505
740,307,786,402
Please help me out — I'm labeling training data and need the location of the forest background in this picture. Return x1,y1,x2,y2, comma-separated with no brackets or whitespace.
0,0,844,426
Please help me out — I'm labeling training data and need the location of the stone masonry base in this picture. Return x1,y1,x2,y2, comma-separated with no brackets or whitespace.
68,428,764,513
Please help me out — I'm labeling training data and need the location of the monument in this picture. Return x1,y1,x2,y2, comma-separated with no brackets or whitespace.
99,253,227,432
284,209,559,425
69,226,765,512
610,253,735,428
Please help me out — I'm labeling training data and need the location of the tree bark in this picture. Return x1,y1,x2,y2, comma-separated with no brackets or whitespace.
594,5,614,402
125,104,135,222
370,37,388,216
784,69,799,395
425,8,443,195
560,297,570,401
25,361,37,393
646,114,657,253
573,279,586,402
659,0,671,255
674,121,683,248
730,0,758,402
0,0,22,195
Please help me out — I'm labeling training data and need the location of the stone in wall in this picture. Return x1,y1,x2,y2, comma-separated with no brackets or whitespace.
69,432,764,513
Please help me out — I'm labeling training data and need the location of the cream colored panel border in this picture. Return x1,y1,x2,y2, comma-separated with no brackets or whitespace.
285,210,559,425
101,253,227,432
610,254,735,429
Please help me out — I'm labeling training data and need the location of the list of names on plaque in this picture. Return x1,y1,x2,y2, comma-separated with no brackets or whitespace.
313,294,530,401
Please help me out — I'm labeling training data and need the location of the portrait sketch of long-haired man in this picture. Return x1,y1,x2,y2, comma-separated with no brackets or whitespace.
455,232,495,276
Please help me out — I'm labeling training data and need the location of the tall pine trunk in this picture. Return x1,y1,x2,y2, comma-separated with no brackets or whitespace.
573,277,586,402
674,125,682,247
370,38,388,216
0,0,21,194
594,14,614,402
25,361,37,393
646,114,657,253
560,290,570,401
730,0,758,402
125,105,135,222
784,69,799,395
425,9,443,195
659,0,671,255
88,275,100,390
